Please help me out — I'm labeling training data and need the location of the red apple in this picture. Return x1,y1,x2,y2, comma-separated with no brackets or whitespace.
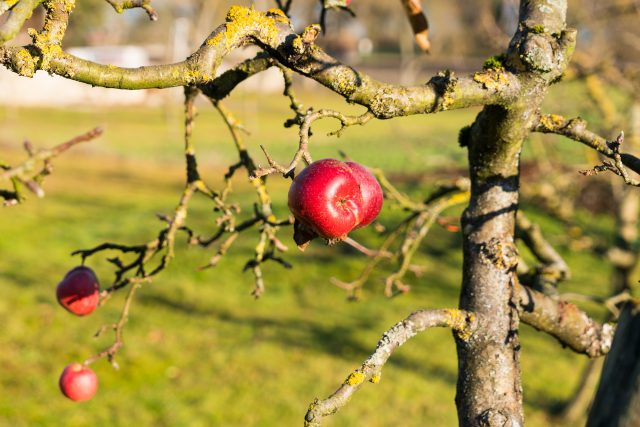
288,159,383,247
59,363,98,402
56,266,100,316
344,161,384,228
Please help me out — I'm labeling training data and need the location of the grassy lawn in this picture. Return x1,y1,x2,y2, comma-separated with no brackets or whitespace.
0,83,623,426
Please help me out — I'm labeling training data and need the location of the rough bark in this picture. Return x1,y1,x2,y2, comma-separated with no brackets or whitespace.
515,282,614,358
587,303,640,427
455,1,573,425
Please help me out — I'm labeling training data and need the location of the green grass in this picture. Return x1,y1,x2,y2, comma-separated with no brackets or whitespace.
0,86,625,426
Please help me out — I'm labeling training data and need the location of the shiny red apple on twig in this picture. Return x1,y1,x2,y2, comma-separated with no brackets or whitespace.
288,159,383,249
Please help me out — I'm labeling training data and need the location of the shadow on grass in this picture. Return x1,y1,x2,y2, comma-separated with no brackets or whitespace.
139,292,458,386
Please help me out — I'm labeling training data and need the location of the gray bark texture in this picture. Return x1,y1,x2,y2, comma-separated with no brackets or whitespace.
455,1,574,425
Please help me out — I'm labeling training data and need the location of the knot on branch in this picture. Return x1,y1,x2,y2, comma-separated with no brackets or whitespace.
446,309,477,341
509,28,576,78
477,408,515,427
291,24,322,57
520,33,555,73
473,69,510,91
428,70,458,111
586,322,615,358
205,6,291,51
4,47,36,77
480,238,518,271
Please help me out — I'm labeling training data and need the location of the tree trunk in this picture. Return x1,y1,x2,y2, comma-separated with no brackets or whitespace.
587,303,640,427
455,1,571,425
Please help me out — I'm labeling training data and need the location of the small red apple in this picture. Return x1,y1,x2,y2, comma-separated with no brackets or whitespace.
56,266,100,316
59,363,98,402
288,159,383,248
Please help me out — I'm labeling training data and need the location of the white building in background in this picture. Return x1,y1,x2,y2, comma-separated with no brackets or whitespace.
0,45,283,107
0,45,152,106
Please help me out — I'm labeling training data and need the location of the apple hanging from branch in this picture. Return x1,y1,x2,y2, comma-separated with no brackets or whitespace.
59,363,98,402
56,266,100,316
288,159,383,250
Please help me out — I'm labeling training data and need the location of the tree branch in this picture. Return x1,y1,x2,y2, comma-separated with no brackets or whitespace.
535,114,640,175
516,211,570,294
253,109,374,178
1,127,102,205
0,0,43,43
305,308,477,427
199,52,276,101
1,5,521,118
516,281,615,357
104,0,158,21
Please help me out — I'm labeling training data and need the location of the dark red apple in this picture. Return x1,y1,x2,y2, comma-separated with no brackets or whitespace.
56,266,100,316
59,363,98,402
288,159,383,248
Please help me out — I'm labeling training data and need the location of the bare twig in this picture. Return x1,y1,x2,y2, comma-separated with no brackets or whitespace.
253,109,374,178
1,127,102,205
84,283,140,368
536,114,640,176
580,132,640,186
516,211,570,294
332,177,470,298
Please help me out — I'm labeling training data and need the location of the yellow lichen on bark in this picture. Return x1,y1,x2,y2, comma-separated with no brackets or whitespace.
345,371,366,386
539,113,565,130
445,309,476,341
205,6,288,50
473,69,510,91
369,372,382,384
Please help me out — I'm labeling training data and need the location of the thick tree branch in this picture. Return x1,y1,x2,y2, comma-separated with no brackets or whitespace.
199,52,276,101
0,5,521,118
587,301,640,426
456,1,576,424
305,309,477,427
516,281,615,358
